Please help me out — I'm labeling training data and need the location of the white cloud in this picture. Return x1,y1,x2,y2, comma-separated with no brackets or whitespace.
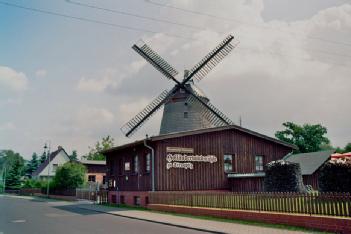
0,122,16,131
35,69,47,78
0,66,28,91
77,68,120,93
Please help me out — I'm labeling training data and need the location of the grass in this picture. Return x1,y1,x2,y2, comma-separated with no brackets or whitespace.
99,203,329,233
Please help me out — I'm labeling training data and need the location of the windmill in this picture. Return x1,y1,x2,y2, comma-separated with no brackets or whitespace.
121,35,238,137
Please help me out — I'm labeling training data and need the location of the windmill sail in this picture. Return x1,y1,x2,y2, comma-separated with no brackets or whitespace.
121,88,177,137
186,89,234,126
132,41,179,81
186,35,237,83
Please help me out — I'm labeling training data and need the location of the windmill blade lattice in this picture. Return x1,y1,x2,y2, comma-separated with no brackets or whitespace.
132,41,179,80
186,90,234,127
187,35,237,82
121,88,176,137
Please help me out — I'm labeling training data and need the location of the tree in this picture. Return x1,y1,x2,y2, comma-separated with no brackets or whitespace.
343,143,351,153
275,122,330,153
39,151,47,164
83,135,114,160
69,150,78,161
25,153,39,176
5,155,24,189
53,162,86,189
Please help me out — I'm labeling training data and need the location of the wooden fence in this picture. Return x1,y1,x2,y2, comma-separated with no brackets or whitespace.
76,188,108,204
149,191,351,217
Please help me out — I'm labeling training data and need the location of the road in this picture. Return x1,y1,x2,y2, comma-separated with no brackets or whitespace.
0,195,209,234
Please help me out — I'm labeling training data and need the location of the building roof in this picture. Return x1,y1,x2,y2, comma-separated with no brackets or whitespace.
79,160,106,165
32,147,68,176
103,124,297,154
284,150,335,175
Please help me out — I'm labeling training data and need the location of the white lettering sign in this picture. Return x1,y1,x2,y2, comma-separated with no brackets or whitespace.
166,153,217,170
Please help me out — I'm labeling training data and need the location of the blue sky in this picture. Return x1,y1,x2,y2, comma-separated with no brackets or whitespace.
1,0,350,159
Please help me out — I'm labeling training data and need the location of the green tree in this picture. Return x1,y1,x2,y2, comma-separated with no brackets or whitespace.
6,156,24,189
83,135,114,160
53,162,86,189
69,150,78,161
344,143,351,153
26,152,39,176
39,151,47,164
275,122,330,153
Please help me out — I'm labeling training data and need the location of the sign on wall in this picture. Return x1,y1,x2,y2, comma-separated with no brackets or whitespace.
166,147,217,170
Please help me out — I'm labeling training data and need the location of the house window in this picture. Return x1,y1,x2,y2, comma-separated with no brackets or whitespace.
134,155,139,174
134,196,141,206
52,164,58,172
124,162,130,171
184,111,188,118
255,155,264,171
224,154,233,173
102,176,106,185
88,175,96,182
145,153,151,173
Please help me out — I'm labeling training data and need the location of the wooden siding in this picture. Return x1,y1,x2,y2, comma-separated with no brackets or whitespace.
230,178,264,192
105,128,293,192
155,129,291,191
106,145,152,191
303,173,320,190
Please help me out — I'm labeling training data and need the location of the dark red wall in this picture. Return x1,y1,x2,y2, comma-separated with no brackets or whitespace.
106,129,292,192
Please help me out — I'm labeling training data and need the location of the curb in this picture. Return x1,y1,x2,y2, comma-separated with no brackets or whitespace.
77,206,225,234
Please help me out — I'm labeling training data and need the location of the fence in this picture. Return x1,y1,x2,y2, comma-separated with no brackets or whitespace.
76,188,108,204
149,191,351,217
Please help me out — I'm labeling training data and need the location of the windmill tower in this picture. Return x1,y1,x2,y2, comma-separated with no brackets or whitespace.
121,35,238,137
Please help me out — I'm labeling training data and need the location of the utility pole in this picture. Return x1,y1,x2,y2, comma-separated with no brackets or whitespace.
45,141,51,198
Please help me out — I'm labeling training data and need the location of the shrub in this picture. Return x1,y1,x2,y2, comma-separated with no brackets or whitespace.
318,158,351,192
22,179,43,188
53,162,86,189
264,160,305,192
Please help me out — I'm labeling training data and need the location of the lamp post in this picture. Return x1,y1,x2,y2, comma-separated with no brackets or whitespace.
44,141,51,198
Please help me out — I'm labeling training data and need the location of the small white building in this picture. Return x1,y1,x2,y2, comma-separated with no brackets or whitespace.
32,146,70,180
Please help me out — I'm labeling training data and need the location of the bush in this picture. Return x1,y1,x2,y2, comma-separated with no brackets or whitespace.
53,162,86,189
318,158,351,192
22,179,43,188
264,160,305,192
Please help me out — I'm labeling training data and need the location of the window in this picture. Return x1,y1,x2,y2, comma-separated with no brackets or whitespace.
145,153,151,173
184,111,188,118
124,162,130,171
255,156,264,171
52,164,58,172
134,196,141,206
224,154,233,173
88,175,96,182
179,88,185,93
134,155,139,173
102,176,106,185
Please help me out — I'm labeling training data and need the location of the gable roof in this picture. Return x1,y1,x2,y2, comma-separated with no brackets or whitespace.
32,148,69,176
284,150,335,175
103,124,297,154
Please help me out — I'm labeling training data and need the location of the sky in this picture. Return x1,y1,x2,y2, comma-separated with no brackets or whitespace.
0,0,350,159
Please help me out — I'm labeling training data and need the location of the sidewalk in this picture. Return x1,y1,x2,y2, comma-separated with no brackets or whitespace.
76,203,312,234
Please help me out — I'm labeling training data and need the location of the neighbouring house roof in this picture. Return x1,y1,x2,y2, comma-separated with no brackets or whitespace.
32,147,69,177
79,160,106,165
284,150,335,175
103,125,297,154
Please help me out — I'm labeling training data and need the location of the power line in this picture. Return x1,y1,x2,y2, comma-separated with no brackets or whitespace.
145,0,351,48
66,0,351,59
0,1,349,68
65,0,205,31
0,1,191,40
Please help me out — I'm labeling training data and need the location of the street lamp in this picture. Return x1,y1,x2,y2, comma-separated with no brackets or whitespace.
44,141,51,197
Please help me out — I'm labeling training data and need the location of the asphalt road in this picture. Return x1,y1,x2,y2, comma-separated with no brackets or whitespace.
0,195,209,234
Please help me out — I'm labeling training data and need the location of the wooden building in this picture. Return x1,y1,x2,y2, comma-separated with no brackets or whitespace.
80,160,107,187
103,125,296,206
285,150,334,190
